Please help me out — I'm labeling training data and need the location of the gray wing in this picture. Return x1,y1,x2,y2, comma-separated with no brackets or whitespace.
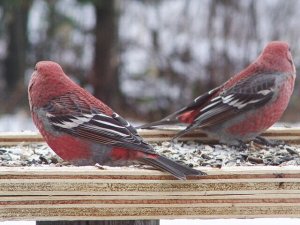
173,72,278,139
43,93,154,153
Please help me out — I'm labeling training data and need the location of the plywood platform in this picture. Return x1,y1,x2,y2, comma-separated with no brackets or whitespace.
0,128,300,220
1,166,300,220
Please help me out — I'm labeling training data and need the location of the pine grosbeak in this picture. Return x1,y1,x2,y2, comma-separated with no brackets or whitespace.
28,61,205,179
138,41,296,145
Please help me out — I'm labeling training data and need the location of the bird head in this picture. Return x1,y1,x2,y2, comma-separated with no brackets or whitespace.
260,41,296,74
34,61,65,78
28,61,74,107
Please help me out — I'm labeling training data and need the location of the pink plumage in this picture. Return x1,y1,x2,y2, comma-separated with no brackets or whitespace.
28,61,205,179
138,41,296,145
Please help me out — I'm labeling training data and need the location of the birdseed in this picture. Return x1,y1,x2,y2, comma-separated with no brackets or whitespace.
0,140,299,169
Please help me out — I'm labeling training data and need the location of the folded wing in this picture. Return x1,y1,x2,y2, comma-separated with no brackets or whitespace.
43,93,153,153
173,72,278,139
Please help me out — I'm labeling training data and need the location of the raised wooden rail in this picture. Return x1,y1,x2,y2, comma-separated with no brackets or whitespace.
1,166,300,221
1,127,300,145
0,128,300,221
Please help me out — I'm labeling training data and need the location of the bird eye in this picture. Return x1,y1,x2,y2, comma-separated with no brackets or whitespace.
288,47,291,52
34,66,37,71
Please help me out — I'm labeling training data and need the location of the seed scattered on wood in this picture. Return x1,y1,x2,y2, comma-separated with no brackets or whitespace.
247,156,264,164
286,147,299,155
0,139,299,169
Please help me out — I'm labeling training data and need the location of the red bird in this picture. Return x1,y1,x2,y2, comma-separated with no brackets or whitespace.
28,61,205,179
138,41,296,145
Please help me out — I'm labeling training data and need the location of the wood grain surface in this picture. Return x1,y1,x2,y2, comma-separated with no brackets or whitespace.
1,166,300,220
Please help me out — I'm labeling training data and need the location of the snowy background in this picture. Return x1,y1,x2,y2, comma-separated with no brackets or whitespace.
1,0,300,122
0,0,300,224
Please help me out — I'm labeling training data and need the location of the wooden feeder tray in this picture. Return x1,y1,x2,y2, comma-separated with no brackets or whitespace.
0,127,300,221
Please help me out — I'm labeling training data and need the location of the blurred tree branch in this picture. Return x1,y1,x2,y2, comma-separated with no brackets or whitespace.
0,0,32,112
0,0,299,123
89,0,124,112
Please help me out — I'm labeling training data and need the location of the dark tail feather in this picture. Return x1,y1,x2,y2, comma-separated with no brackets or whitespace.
136,102,196,130
136,119,178,129
137,88,222,130
140,155,206,180
171,123,198,141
